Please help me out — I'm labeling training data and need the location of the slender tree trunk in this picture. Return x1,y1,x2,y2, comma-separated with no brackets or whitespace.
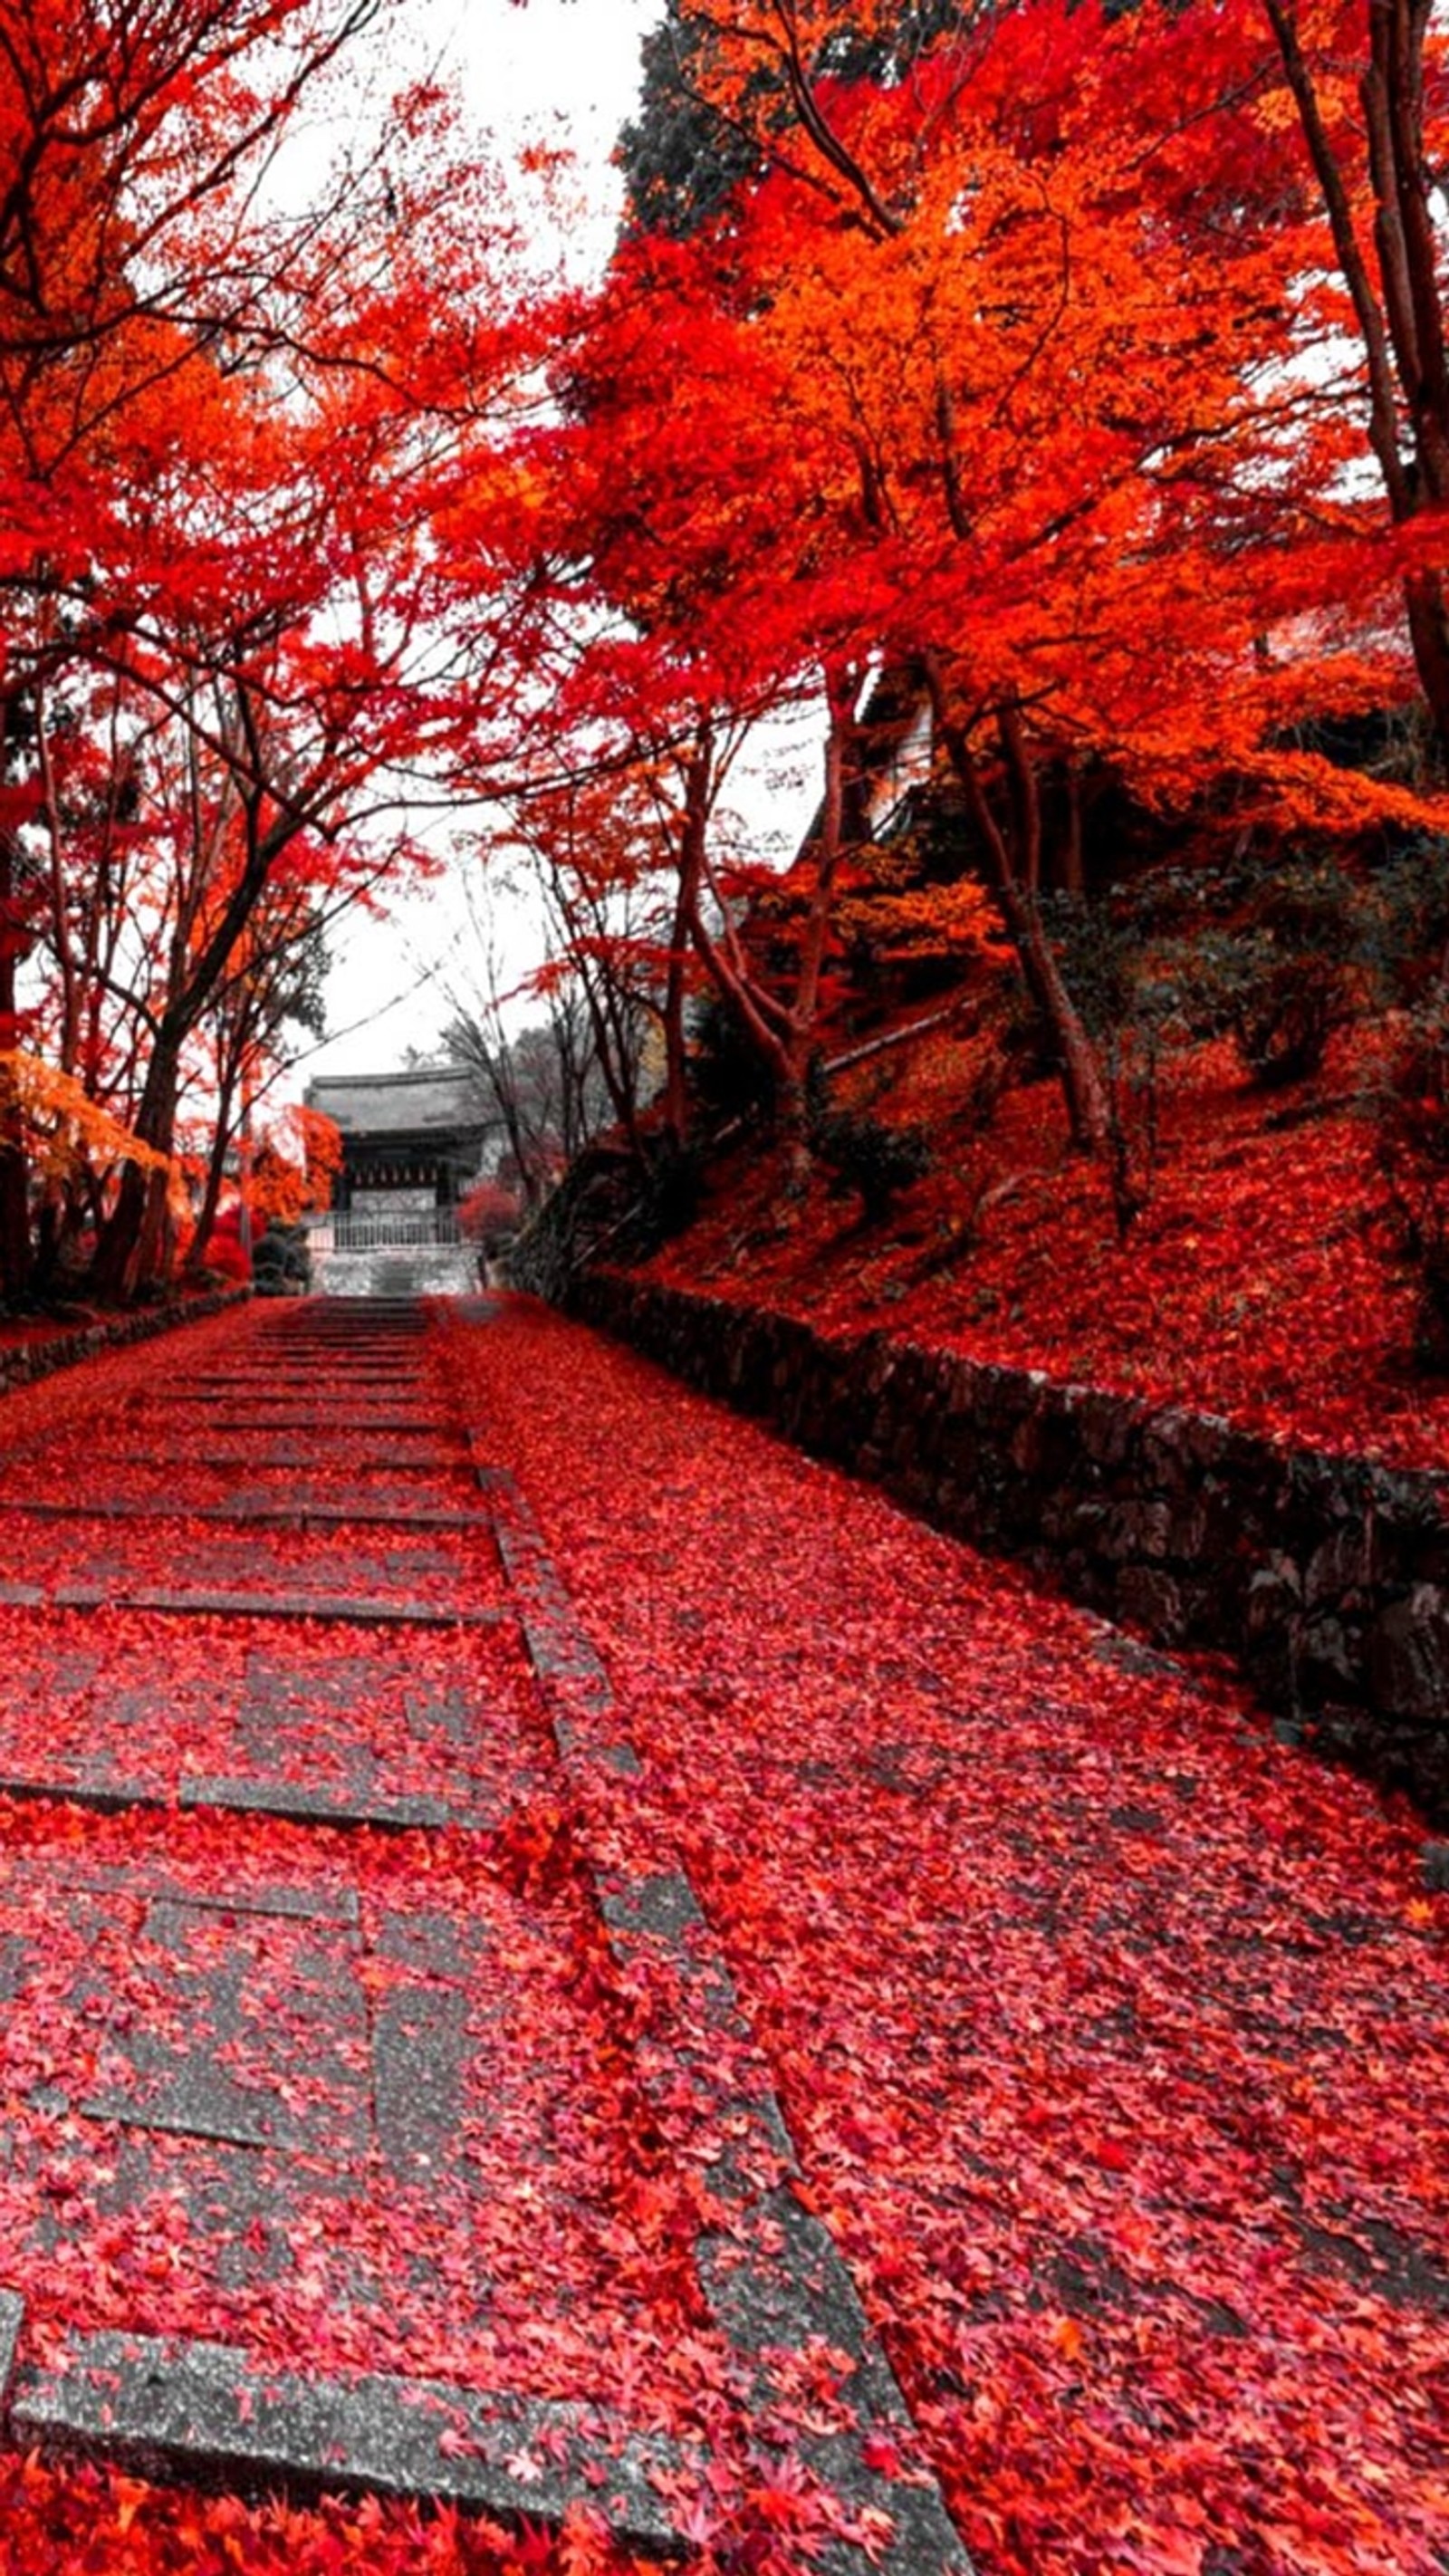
1404,568,1449,747
681,669,867,1178
662,730,711,1149
924,657,1110,1151
0,1109,29,1310
186,1059,241,1274
89,1033,180,1301
1062,761,1086,897
999,871,1110,1153
0,830,31,1308
775,663,861,1177
1265,0,1449,752
790,663,857,1053
31,1179,91,1298
89,762,303,1300
574,956,647,1161
91,1160,148,1302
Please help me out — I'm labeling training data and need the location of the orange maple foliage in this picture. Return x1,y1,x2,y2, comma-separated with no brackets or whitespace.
517,0,1447,1164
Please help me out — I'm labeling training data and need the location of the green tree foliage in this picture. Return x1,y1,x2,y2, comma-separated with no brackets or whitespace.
619,0,977,237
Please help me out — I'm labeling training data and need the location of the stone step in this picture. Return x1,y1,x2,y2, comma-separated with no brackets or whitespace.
313,1248,479,1300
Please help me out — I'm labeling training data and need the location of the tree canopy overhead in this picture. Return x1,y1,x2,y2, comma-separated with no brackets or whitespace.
0,0,553,1302
500,0,1448,1164
3,0,1449,1302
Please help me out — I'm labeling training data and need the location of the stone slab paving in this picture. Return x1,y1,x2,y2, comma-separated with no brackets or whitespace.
10,2337,686,2546
0,2292,21,2404
0,1870,682,2520
0,1618,540,1821
141,1408,458,1436
0,1296,974,2569
48,1862,363,1924
74,1888,372,2156
0,1515,500,1605
177,1778,456,1831
0,1479,485,1518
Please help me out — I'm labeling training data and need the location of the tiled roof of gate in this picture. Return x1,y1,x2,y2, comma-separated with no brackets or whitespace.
305,1068,485,1136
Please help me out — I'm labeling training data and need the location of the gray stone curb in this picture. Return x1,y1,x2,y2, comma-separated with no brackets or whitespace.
178,1777,460,1832
0,1773,497,1834
0,2294,22,2408
0,1772,168,1817
66,1450,464,1479
4,2319,693,2554
473,1452,974,2575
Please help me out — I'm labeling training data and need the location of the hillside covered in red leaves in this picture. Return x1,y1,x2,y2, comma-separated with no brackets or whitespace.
634,1027,1449,1472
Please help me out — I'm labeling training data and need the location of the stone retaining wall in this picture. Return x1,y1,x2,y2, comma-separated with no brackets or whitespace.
0,1286,251,1400
561,1271,1449,1824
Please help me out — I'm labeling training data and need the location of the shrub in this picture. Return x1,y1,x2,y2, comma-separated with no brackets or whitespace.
202,1233,252,1284
959,1030,1014,1131
1114,856,1361,1089
1362,840,1449,1011
251,1223,312,1296
688,992,775,1126
1223,863,1361,1087
824,1114,931,1222
807,1069,931,1222
1042,891,1173,1235
641,1137,704,1240
1230,951,1350,1088
456,1178,523,1251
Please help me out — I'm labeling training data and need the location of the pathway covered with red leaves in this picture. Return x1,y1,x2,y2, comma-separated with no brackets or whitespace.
0,1293,1444,2575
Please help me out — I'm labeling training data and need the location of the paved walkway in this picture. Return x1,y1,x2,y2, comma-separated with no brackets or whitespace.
0,1294,1446,2572
442,1293,1449,2576
0,1298,964,2572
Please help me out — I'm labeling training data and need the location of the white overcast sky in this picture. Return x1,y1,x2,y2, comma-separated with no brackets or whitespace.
292,2,648,1087
293,0,648,1090
289,0,823,1096
417,0,663,181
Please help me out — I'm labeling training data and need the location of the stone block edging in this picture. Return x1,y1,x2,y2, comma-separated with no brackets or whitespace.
563,1272,1449,1826
0,1287,250,1400
473,1447,974,2571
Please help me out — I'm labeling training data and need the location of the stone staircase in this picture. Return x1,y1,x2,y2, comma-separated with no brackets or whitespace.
312,1243,479,1299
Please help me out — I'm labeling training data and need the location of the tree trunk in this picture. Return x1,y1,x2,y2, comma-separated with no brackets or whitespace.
662,731,711,1149
775,665,862,1185
88,1035,179,1302
0,1112,28,1308
1062,761,1086,897
185,1060,240,1274
0,835,31,1308
130,1162,175,1297
924,657,1111,1151
1266,0,1449,753
1404,566,1449,751
1002,873,1112,1153
789,663,857,1056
